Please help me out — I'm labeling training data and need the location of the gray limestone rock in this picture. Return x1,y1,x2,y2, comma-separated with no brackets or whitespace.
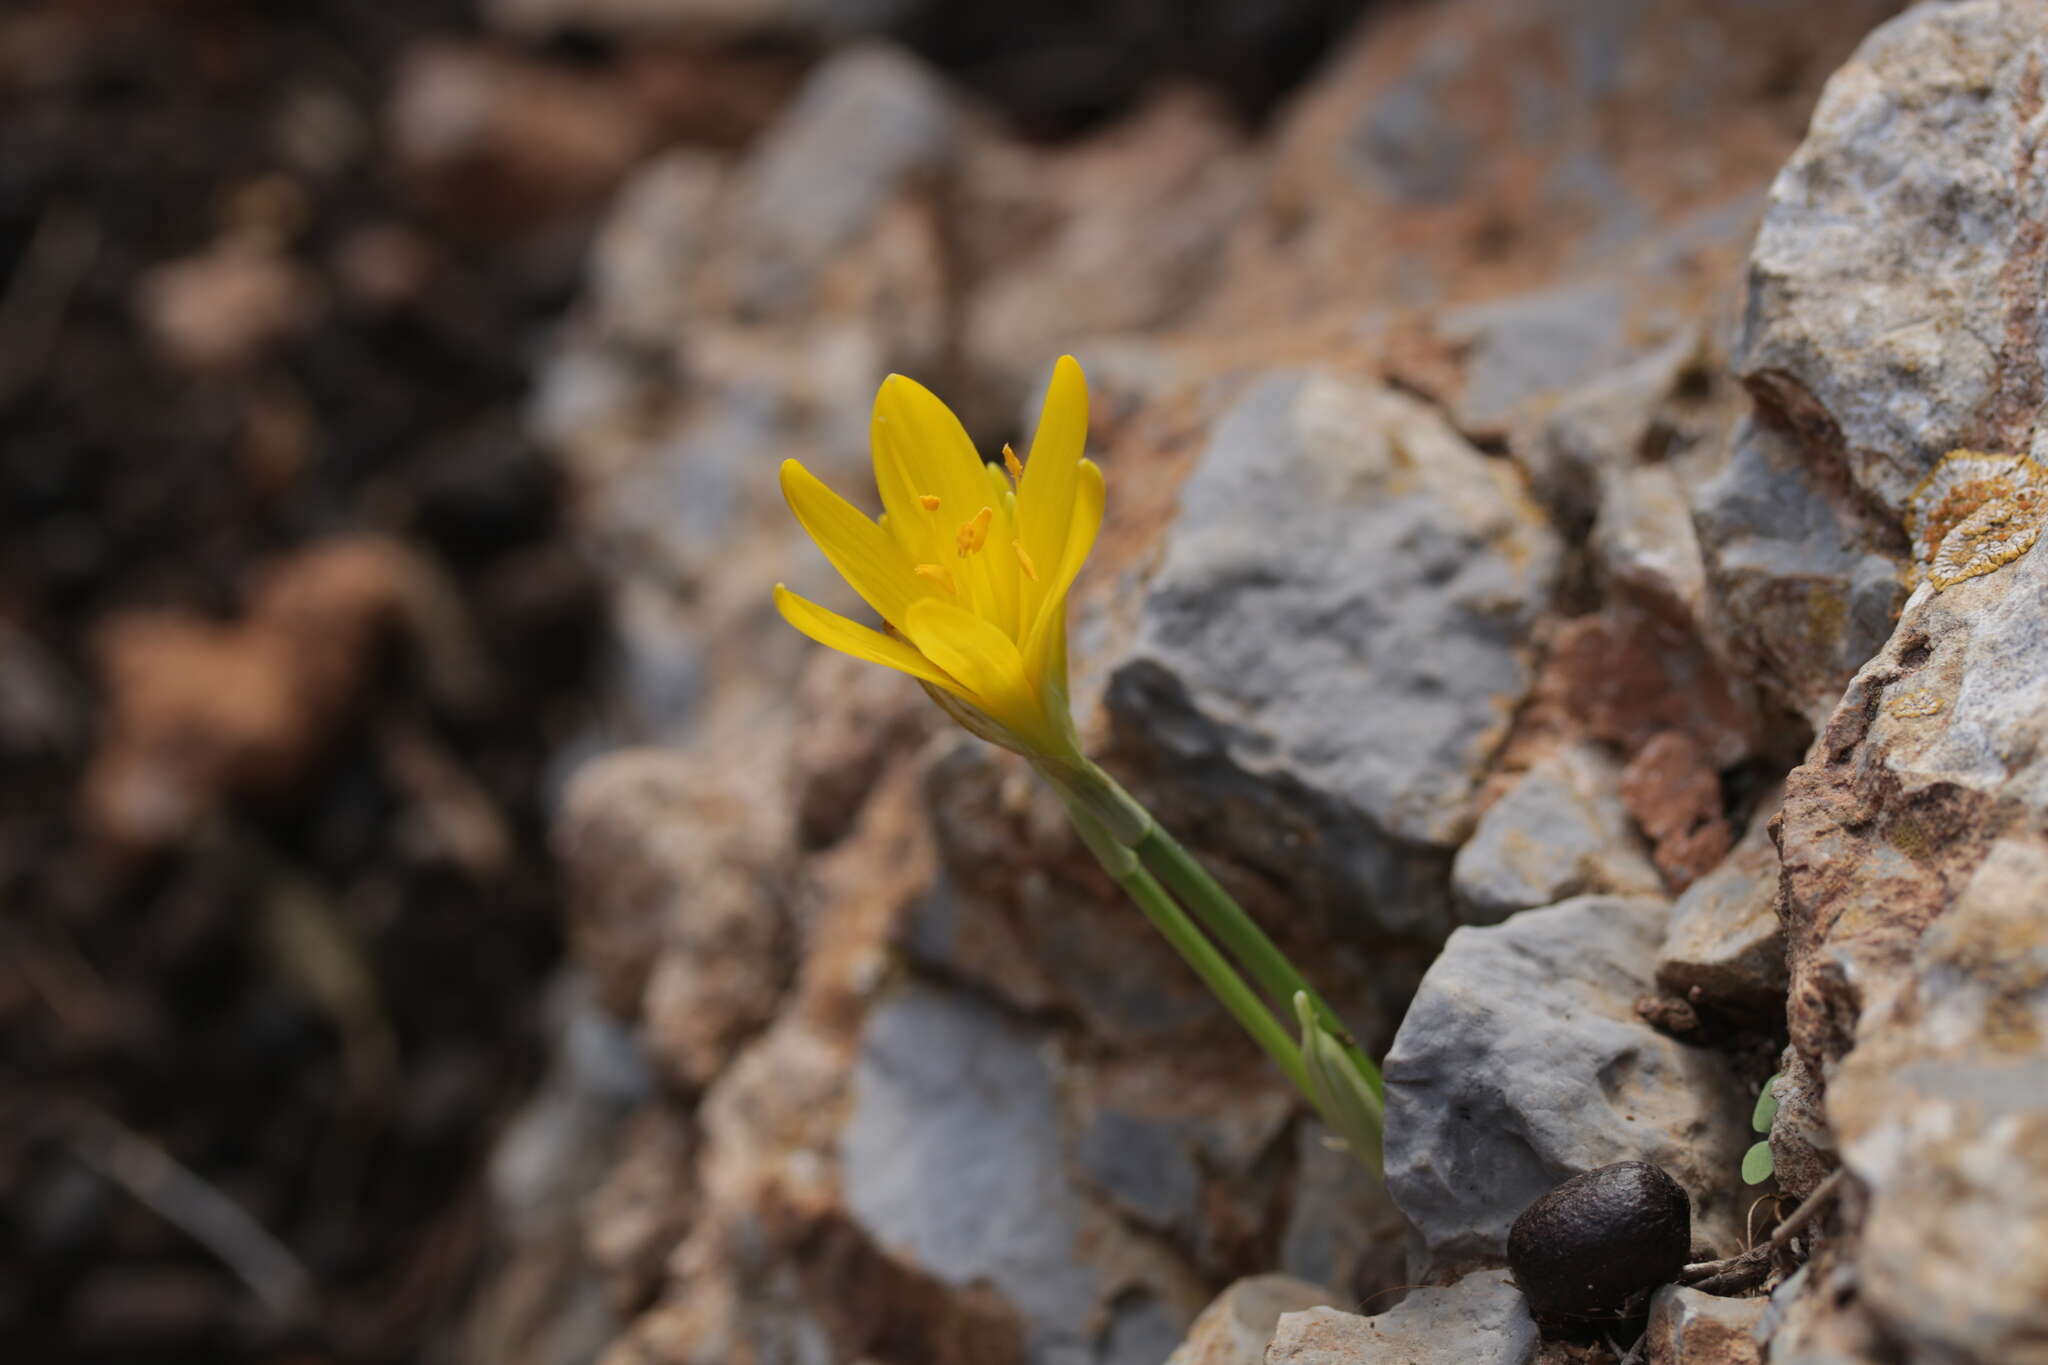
585,151,726,349
1439,278,1636,435
1736,0,2048,512
1348,34,1475,205
1382,896,1753,1272
1701,0,2048,722
1654,784,1786,1018
841,981,1191,1365
1163,1275,1333,1365
1645,1284,1766,1365
1108,372,1561,939
728,44,957,315
1278,1120,1409,1308
1767,406,2048,1357
1266,1271,1537,1365
1526,332,1700,529
1694,413,1906,727
1595,461,1709,628
1451,744,1665,925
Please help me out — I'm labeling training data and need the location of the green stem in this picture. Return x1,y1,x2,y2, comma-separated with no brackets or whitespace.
1062,799,1309,1096
1135,822,1385,1100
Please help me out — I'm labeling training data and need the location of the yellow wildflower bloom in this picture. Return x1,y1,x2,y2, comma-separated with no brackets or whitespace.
774,356,1104,766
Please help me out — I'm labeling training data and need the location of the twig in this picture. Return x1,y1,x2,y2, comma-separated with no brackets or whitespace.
68,1109,315,1323
1613,1331,1647,1365
1761,1167,1847,1253
1679,1167,1849,1291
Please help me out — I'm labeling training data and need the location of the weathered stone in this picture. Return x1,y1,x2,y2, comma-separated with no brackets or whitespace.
554,747,790,1085
1214,0,1895,324
1277,1120,1409,1309
1266,1271,1537,1365
1768,374,2048,1356
1451,744,1663,924
1108,371,1562,940
1067,1055,1294,1278
1162,1275,1332,1365
136,241,320,372
1703,0,2048,723
584,151,726,351
840,980,1202,1365
915,743,1250,1050
1438,277,1637,436
1383,896,1752,1272
1618,730,1734,893
1694,413,1906,729
1737,0,2048,512
463,973,652,1365
1596,462,1710,629
1535,608,1765,772
1645,1284,1766,1365
723,43,957,318
1655,786,1786,1019
1525,331,1702,530
1347,32,1475,205
387,42,653,220
960,91,1257,413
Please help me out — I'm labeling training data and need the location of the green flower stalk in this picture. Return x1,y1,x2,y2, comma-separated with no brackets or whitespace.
775,356,1385,1171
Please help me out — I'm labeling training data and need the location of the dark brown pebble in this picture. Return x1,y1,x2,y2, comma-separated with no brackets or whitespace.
1507,1161,1691,1319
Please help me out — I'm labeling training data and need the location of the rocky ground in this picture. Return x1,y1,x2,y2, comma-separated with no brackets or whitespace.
10,0,2048,1362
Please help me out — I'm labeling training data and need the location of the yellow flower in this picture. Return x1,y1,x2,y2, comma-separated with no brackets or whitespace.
775,356,1104,765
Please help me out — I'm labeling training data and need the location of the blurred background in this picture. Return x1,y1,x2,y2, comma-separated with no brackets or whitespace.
0,2,1362,1362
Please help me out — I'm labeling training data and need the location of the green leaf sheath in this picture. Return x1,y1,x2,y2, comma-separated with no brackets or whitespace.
1135,822,1385,1100
1110,859,1311,1095
1060,793,1309,1094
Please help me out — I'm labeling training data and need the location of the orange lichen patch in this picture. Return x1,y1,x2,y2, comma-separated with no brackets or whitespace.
1888,688,1946,720
1906,451,2048,590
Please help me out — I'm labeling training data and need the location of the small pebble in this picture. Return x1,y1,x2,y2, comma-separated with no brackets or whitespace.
1507,1161,1691,1320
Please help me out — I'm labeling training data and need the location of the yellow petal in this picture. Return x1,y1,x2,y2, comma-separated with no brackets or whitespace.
1017,356,1088,629
904,597,1053,751
872,410,939,564
780,459,928,631
1021,457,1104,692
774,585,971,700
873,374,994,534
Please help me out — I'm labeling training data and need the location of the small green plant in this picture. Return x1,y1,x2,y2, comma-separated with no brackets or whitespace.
1742,1072,1780,1185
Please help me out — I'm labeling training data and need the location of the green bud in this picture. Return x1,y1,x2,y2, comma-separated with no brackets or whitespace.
1295,991,1384,1173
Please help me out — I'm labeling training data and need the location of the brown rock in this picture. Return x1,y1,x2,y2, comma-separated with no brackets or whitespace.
136,241,319,371
1619,730,1734,891
1644,1284,1766,1365
83,537,466,846
555,745,790,1085
389,43,651,222
1654,786,1787,1019
788,647,934,851
1541,609,1763,771
959,89,1257,410
1164,1274,1334,1365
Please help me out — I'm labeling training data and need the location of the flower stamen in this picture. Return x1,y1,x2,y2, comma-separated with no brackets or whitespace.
956,506,993,557
1002,443,1024,482
1013,539,1040,582
914,563,956,593
918,493,942,511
